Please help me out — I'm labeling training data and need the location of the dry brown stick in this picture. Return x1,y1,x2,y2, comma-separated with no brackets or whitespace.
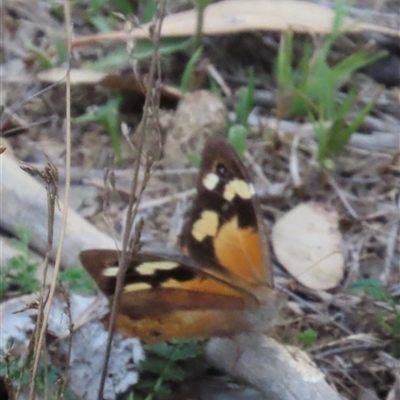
244,150,271,187
27,1,73,398
206,63,232,97
25,159,58,400
137,188,196,211
95,2,167,398
277,285,353,336
327,174,360,220
381,205,400,284
1,151,116,266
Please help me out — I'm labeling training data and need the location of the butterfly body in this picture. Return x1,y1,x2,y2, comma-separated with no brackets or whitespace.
80,139,282,344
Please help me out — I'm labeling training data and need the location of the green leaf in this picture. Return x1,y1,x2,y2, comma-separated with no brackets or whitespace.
297,329,318,348
209,77,221,97
194,0,210,12
89,48,130,71
74,95,123,163
4,254,40,295
113,0,134,15
140,358,186,381
349,278,388,301
16,226,31,249
342,95,376,137
235,67,255,127
277,30,293,87
53,37,67,63
89,0,108,14
145,340,204,361
89,39,191,71
228,124,248,158
322,90,357,157
26,44,54,69
308,113,328,163
135,380,171,398
332,49,385,82
141,0,156,23
180,46,203,93
58,268,97,293
89,14,111,33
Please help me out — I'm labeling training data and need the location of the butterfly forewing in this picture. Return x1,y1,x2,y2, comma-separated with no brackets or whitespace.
180,139,272,288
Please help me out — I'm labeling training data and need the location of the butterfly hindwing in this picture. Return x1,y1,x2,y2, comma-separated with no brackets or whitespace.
80,248,254,343
80,249,259,314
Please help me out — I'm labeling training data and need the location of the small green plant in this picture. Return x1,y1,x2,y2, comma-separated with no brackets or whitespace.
193,0,210,50
310,90,377,168
58,268,97,294
275,0,384,167
141,0,157,23
87,0,134,32
0,342,80,400
180,46,203,93
26,44,54,69
186,67,255,166
0,342,29,389
350,279,400,339
0,228,40,298
89,38,191,72
228,67,255,157
130,340,205,400
74,95,123,163
297,329,318,349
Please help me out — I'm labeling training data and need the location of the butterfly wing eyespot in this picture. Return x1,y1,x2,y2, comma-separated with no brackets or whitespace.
215,162,227,177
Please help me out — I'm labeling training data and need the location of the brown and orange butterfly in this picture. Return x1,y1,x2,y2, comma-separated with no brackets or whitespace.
80,138,283,344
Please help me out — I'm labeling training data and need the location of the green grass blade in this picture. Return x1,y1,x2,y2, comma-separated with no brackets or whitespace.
114,0,134,15
180,46,203,93
26,44,54,69
228,124,248,158
277,31,293,86
235,67,255,126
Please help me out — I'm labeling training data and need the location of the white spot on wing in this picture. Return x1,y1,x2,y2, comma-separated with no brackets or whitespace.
103,266,119,277
203,173,219,191
192,210,219,241
223,179,253,201
137,261,178,275
124,282,152,292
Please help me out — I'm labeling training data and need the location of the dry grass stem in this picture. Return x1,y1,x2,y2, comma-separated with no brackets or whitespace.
95,2,167,398
26,1,73,398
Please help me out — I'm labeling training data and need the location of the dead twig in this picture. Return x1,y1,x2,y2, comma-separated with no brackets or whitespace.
327,174,360,220
27,1,72,398
137,188,196,211
96,3,167,398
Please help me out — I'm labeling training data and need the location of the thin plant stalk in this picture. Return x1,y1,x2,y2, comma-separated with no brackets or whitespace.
27,0,73,398
95,2,166,399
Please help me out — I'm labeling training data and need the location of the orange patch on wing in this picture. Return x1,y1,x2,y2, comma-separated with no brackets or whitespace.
113,309,250,344
214,216,264,284
162,275,244,297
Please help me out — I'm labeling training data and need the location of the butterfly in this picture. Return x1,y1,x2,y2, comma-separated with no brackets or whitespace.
80,138,283,344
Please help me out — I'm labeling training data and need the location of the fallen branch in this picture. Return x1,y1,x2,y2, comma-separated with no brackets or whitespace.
0,151,115,268
207,334,343,400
